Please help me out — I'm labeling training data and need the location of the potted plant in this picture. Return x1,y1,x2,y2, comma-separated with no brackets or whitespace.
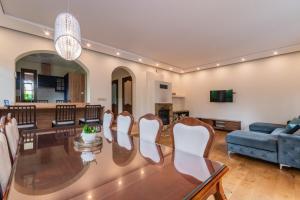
81,124,97,143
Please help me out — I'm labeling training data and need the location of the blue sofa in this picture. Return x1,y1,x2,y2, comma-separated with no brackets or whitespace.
226,121,300,169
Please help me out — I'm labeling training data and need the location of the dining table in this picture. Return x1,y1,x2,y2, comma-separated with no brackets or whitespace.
6,126,228,200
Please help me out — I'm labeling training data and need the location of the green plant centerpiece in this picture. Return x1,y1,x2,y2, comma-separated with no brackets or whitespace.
81,124,97,143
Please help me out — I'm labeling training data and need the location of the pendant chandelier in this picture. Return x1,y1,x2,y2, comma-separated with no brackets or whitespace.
54,11,81,60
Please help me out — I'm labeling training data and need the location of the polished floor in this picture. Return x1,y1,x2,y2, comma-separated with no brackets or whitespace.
131,126,300,200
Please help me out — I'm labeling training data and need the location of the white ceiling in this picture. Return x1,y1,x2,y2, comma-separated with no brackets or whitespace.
1,0,300,72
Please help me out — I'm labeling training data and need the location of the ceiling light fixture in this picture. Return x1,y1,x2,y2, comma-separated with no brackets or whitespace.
241,58,245,62
116,52,120,56
169,67,173,70
216,63,220,67
196,67,200,70
54,0,81,61
86,43,91,47
138,58,142,62
156,63,159,67
273,51,278,55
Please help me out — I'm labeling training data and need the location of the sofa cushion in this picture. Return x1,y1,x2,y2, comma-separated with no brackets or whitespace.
271,128,286,136
226,130,278,152
249,122,285,134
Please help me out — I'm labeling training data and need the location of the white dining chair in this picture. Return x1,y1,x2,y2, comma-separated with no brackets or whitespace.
0,132,12,196
5,122,18,160
103,128,113,142
173,149,212,181
11,118,20,144
138,113,163,143
117,131,133,150
140,140,163,164
103,110,114,129
117,111,134,134
171,117,215,157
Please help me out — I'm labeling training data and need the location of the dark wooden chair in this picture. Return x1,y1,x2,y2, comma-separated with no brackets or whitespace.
56,100,71,103
79,105,103,125
52,105,76,127
7,105,37,130
36,100,48,103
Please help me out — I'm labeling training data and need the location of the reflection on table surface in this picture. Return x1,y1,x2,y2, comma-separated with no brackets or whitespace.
8,127,225,200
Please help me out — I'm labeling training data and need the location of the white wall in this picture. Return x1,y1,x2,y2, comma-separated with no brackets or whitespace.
182,52,300,129
0,28,182,120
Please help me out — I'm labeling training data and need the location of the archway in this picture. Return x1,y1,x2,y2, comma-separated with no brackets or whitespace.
15,52,88,103
111,67,135,118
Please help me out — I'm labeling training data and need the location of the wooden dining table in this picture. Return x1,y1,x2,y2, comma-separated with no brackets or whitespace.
6,126,228,200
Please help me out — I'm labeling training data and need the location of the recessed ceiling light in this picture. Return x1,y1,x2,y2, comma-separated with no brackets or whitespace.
86,43,91,47
216,63,220,67
87,195,92,199
196,67,200,70
138,58,142,62
241,58,245,62
273,51,278,55
155,63,159,67
116,52,120,56
169,67,173,70
118,180,122,185
43,30,50,36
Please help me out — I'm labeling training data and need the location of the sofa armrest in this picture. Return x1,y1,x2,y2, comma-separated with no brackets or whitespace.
278,133,300,169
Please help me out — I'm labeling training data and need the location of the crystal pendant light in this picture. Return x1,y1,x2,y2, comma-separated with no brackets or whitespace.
54,12,81,60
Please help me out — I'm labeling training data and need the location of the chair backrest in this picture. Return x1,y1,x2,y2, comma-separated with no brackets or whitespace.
138,113,162,143
36,100,48,103
55,105,76,122
5,122,18,160
84,105,103,121
8,105,36,128
117,111,134,134
139,140,163,164
0,132,12,195
171,117,215,157
103,110,114,129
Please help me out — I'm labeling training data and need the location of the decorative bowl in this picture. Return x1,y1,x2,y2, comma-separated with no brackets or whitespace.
81,132,97,143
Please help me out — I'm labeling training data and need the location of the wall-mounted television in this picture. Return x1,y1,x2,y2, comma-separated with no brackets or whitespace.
210,89,233,102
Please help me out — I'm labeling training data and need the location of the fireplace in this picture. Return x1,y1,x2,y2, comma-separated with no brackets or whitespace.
158,108,170,125
155,103,173,126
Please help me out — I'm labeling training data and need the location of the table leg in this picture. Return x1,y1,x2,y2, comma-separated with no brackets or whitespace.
213,181,227,200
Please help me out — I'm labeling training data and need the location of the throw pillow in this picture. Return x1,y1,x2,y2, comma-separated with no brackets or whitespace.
285,124,300,134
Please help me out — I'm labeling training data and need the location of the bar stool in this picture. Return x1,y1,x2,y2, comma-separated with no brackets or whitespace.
79,105,103,125
8,105,37,130
52,105,76,127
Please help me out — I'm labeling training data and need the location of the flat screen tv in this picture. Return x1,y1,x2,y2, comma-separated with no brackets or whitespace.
210,89,233,102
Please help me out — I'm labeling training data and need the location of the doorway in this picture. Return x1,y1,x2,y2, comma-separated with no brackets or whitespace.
122,76,132,114
112,80,118,118
20,68,37,102
111,68,133,115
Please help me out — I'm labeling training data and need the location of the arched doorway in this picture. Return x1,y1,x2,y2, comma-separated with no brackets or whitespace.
111,67,134,118
15,52,88,103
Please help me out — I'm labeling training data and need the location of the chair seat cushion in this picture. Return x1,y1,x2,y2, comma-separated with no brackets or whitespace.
249,122,286,134
79,118,100,123
226,130,278,152
52,120,75,126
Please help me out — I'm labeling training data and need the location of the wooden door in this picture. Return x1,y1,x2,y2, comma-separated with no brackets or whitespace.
68,73,85,102
122,76,132,114
112,80,118,118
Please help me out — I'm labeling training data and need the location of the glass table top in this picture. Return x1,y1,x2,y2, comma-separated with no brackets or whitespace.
7,127,225,200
